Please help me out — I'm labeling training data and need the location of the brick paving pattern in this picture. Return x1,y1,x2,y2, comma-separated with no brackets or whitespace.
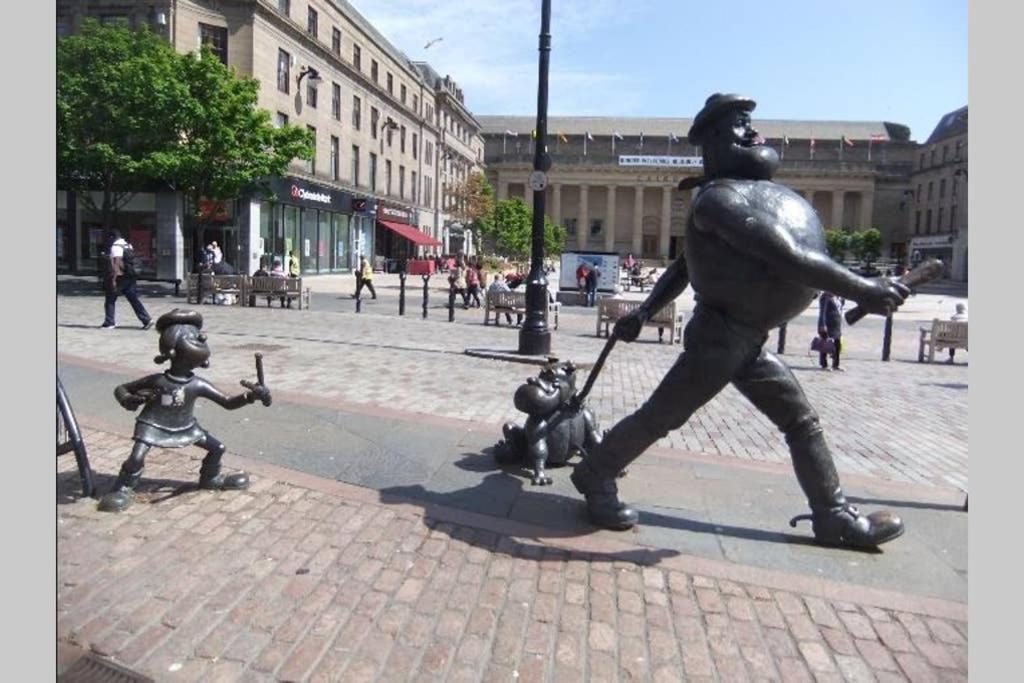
59,431,967,682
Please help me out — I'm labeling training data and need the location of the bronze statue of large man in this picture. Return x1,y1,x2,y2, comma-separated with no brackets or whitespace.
571,93,910,550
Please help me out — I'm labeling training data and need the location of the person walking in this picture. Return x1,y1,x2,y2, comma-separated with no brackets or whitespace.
466,260,483,308
354,256,376,299
817,291,844,371
585,265,600,307
288,250,300,278
100,230,153,330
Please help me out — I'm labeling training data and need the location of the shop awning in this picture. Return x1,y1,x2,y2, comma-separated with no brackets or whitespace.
377,219,442,247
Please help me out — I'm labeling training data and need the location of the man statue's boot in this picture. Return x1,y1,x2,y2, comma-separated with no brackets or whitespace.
570,457,639,531
198,455,250,491
97,463,143,513
788,429,904,550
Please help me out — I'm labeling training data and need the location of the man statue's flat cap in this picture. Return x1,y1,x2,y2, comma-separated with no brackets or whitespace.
156,308,204,332
687,93,757,146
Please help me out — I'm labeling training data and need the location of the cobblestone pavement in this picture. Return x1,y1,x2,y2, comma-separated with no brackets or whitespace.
58,275,968,491
58,430,967,682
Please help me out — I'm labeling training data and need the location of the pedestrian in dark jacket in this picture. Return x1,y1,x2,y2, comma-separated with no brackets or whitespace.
817,291,843,371
100,230,153,330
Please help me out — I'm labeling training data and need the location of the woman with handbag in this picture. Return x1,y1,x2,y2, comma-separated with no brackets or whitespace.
817,291,843,371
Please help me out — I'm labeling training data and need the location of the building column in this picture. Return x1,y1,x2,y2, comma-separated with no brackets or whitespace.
860,190,874,229
497,179,509,201
156,191,185,280
632,185,645,254
604,185,616,251
551,183,562,227
831,190,844,229
660,185,672,258
577,184,589,250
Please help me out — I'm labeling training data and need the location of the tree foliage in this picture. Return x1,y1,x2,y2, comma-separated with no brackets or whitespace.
57,20,314,228
448,172,495,230
824,229,849,260
480,198,566,260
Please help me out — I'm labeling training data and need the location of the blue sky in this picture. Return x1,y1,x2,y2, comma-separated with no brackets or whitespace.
350,0,967,142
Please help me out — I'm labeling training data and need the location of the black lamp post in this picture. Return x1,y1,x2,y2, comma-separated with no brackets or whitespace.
518,0,553,356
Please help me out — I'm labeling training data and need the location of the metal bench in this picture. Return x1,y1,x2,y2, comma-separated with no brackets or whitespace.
185,273,247,305
596,298,683,344
918,319,968,362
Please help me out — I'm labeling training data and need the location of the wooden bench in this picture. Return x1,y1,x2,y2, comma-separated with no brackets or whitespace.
185,274,246,305
247,276,310,310
596,298,684,344
918,319,968,362
483,289,559,329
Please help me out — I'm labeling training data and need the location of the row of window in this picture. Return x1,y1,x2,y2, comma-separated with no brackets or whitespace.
919,139,966,171
914,176,961,203
914,204,959,235
278,0,422,120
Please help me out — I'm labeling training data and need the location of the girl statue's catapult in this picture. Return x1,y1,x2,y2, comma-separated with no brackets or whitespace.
98,308,272,512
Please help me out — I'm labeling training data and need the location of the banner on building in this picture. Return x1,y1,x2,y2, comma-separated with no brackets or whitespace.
618,155,703,168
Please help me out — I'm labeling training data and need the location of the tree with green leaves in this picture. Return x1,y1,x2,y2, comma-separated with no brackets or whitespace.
448,172,496,253
57,19,186,230
824,229,849,261
854,228,883,269
58,20,313,234
480,198,565,260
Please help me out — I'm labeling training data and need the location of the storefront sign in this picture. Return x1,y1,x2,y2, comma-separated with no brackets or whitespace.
910,235,954,249
378,202,415,224
618,155,703,168
290,185,332,204
266,177,356,213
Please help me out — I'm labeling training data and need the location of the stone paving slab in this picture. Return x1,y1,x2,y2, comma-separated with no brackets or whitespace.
58,429,967,682
58,276,968,490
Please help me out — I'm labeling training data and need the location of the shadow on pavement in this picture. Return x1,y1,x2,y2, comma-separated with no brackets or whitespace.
58,468,205,508
846,495,967,512
58,276,183,300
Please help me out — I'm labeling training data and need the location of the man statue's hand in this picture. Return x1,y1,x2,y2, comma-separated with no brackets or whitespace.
857,279,911,317
612,308,649,342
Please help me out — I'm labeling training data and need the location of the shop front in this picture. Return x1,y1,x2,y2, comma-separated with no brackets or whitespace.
70,191,161,276
253,177,373,276
909,234,955,277
375,201,441,271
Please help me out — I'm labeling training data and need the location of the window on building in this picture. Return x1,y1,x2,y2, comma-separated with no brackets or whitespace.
916,184,922,203
425,103,433,121
926,209,932,233
927,182,933,201
352,44,361,71
930,149,936,165
385,160,392,195
331,83,341,120
400,84,407,105
942,145,948,163
411,171,417,203
424,140,433,165
386,72,393,95
939,178,946,199
307,125,316,174
199,23,228,64
307,7,318,37
369,153,378,192
278,0,290,16
955,140,965,162
277,49,290,93
399,165,406,199
937,207,944,231
952,177,959,198
332,27,341,55
330,136,339,181
424,177,432,206
914,211,921,234
386,122,394,148
400,126,406,154
563,218,577,236
306,80,317,108
413,94,419,115
412,133,418,160
370,108,379,139
352,95,361,130
351,145,360,186
100,14,129,26
276,111,288,127
371,60,379,82
919,153,926,170
590,219,603,236
950,205,957,231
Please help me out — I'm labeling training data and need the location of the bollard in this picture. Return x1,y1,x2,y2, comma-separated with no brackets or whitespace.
356,295,362,313
776,322,787,355
448,288,456,322
882,313,893,361
421,275,430,319
399,273,407,316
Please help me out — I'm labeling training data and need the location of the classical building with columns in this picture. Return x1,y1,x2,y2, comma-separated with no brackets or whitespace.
478,116,916,265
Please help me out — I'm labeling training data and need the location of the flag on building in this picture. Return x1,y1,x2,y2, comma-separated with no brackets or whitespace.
638,131,644,151
780,135,790,160
558,131,568,143
867,133,886,161
670,132,679,142
612,130,624,154
502,130,517,154
584,131,594,155
505,130,517,137
809,138,816,160
842,135,854,147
